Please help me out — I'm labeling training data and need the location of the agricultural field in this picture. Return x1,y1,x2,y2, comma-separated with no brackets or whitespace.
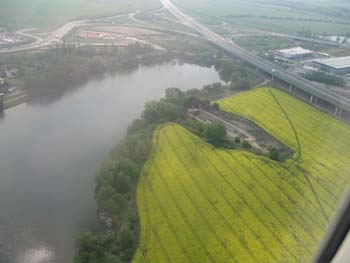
0,0,161,30
134,88,350,262
173,0,350,35
234,35,295,52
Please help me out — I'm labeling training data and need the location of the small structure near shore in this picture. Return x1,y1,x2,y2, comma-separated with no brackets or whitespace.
0,93,4,111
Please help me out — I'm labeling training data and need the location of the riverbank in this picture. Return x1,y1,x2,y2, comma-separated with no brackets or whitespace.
0,40,218,107
3,90,28,110
0,62,222,263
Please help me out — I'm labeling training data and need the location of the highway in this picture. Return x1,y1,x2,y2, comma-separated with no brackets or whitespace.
0,20,88,54
161,0,350,113
0,12,132,54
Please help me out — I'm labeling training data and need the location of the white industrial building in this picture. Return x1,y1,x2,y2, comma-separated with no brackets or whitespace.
275,47,314,60
313,56,350,75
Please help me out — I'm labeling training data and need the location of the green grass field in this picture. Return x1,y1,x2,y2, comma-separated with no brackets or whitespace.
173,0,350,35
133,87,350,262
0,0,161,29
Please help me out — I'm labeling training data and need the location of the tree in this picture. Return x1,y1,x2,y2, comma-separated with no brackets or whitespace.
231,78,250,90
185,118,205,137
117,225,134,250
235,136,241,144
96,186,127,215
142,101,161,123
211,102,220,110
114,174,132,195
241,140,251,149
74,231,109,263
212,82,223,89
269,147,279,161
202,122,227,147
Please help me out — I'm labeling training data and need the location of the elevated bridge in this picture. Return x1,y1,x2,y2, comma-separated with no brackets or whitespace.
161,0,350,120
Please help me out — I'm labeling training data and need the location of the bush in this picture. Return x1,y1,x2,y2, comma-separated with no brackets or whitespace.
241,140,252,149
269,147,279,161
235,136,241,144
230,79,250,90
202,122,228,147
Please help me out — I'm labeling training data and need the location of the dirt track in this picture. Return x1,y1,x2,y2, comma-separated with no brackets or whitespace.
189,108,293,156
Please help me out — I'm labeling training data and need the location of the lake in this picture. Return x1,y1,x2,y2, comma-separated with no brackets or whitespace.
0,62,221,263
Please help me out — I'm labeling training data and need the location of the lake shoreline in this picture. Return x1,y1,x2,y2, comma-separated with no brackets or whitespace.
0,62,222,263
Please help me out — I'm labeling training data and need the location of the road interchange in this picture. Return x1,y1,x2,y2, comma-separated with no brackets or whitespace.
1,0,350,114
160,0,350,114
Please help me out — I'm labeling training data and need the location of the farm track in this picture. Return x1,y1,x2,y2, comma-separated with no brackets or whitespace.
158,131,243,262
168,126,306,262
134,88,350,262
151,226,173,263
220,93,344,211
223,96,344,169
244,101,346,199
245,155,331,226
234,91,350,164
137,176,151,263
169,127,316,256
222,94,347,196
167,127,288,262
151,161,218,263
268,88,329,223
268,88,303,163
143,174,193,262
258,157,336,213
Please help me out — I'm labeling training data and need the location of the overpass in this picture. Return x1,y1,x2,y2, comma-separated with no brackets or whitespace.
161,0,350,119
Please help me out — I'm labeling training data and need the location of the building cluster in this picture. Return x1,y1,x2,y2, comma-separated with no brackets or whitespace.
312,57,350,75
319,35,350,45
0,78,8,94
274,46,350,76
0,66,18,79
0,28,23,47
0,92,4,111
275,47,314,60
0,67,18,94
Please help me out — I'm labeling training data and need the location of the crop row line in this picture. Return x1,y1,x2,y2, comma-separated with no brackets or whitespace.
225,149,320,241
167,127,290,262
144,172,193,263
155,131,241,262
258,156,335,214
167,126,294,261
244,154,329,230
235,93,350,182
254,90,350,145
232,90,350,152
138,174,152,263
169,125,308,260
154,131,220,262
152,225,173,263
224,93,346,167
223,98,343,199
268,88,329,223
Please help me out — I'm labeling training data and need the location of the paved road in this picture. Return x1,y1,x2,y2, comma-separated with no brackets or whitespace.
0,12,134,54
0,10,195,55
0,20,88,54
228,23,349,48
161,0,350,112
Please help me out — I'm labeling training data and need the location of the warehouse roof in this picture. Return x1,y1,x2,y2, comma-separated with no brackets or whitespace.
313,56,350,69
277,47,313,56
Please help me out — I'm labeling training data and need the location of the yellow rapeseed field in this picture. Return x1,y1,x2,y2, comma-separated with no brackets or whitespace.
133,88,350,263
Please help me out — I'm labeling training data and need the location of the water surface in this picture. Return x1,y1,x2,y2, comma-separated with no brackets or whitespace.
0,62,221,263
